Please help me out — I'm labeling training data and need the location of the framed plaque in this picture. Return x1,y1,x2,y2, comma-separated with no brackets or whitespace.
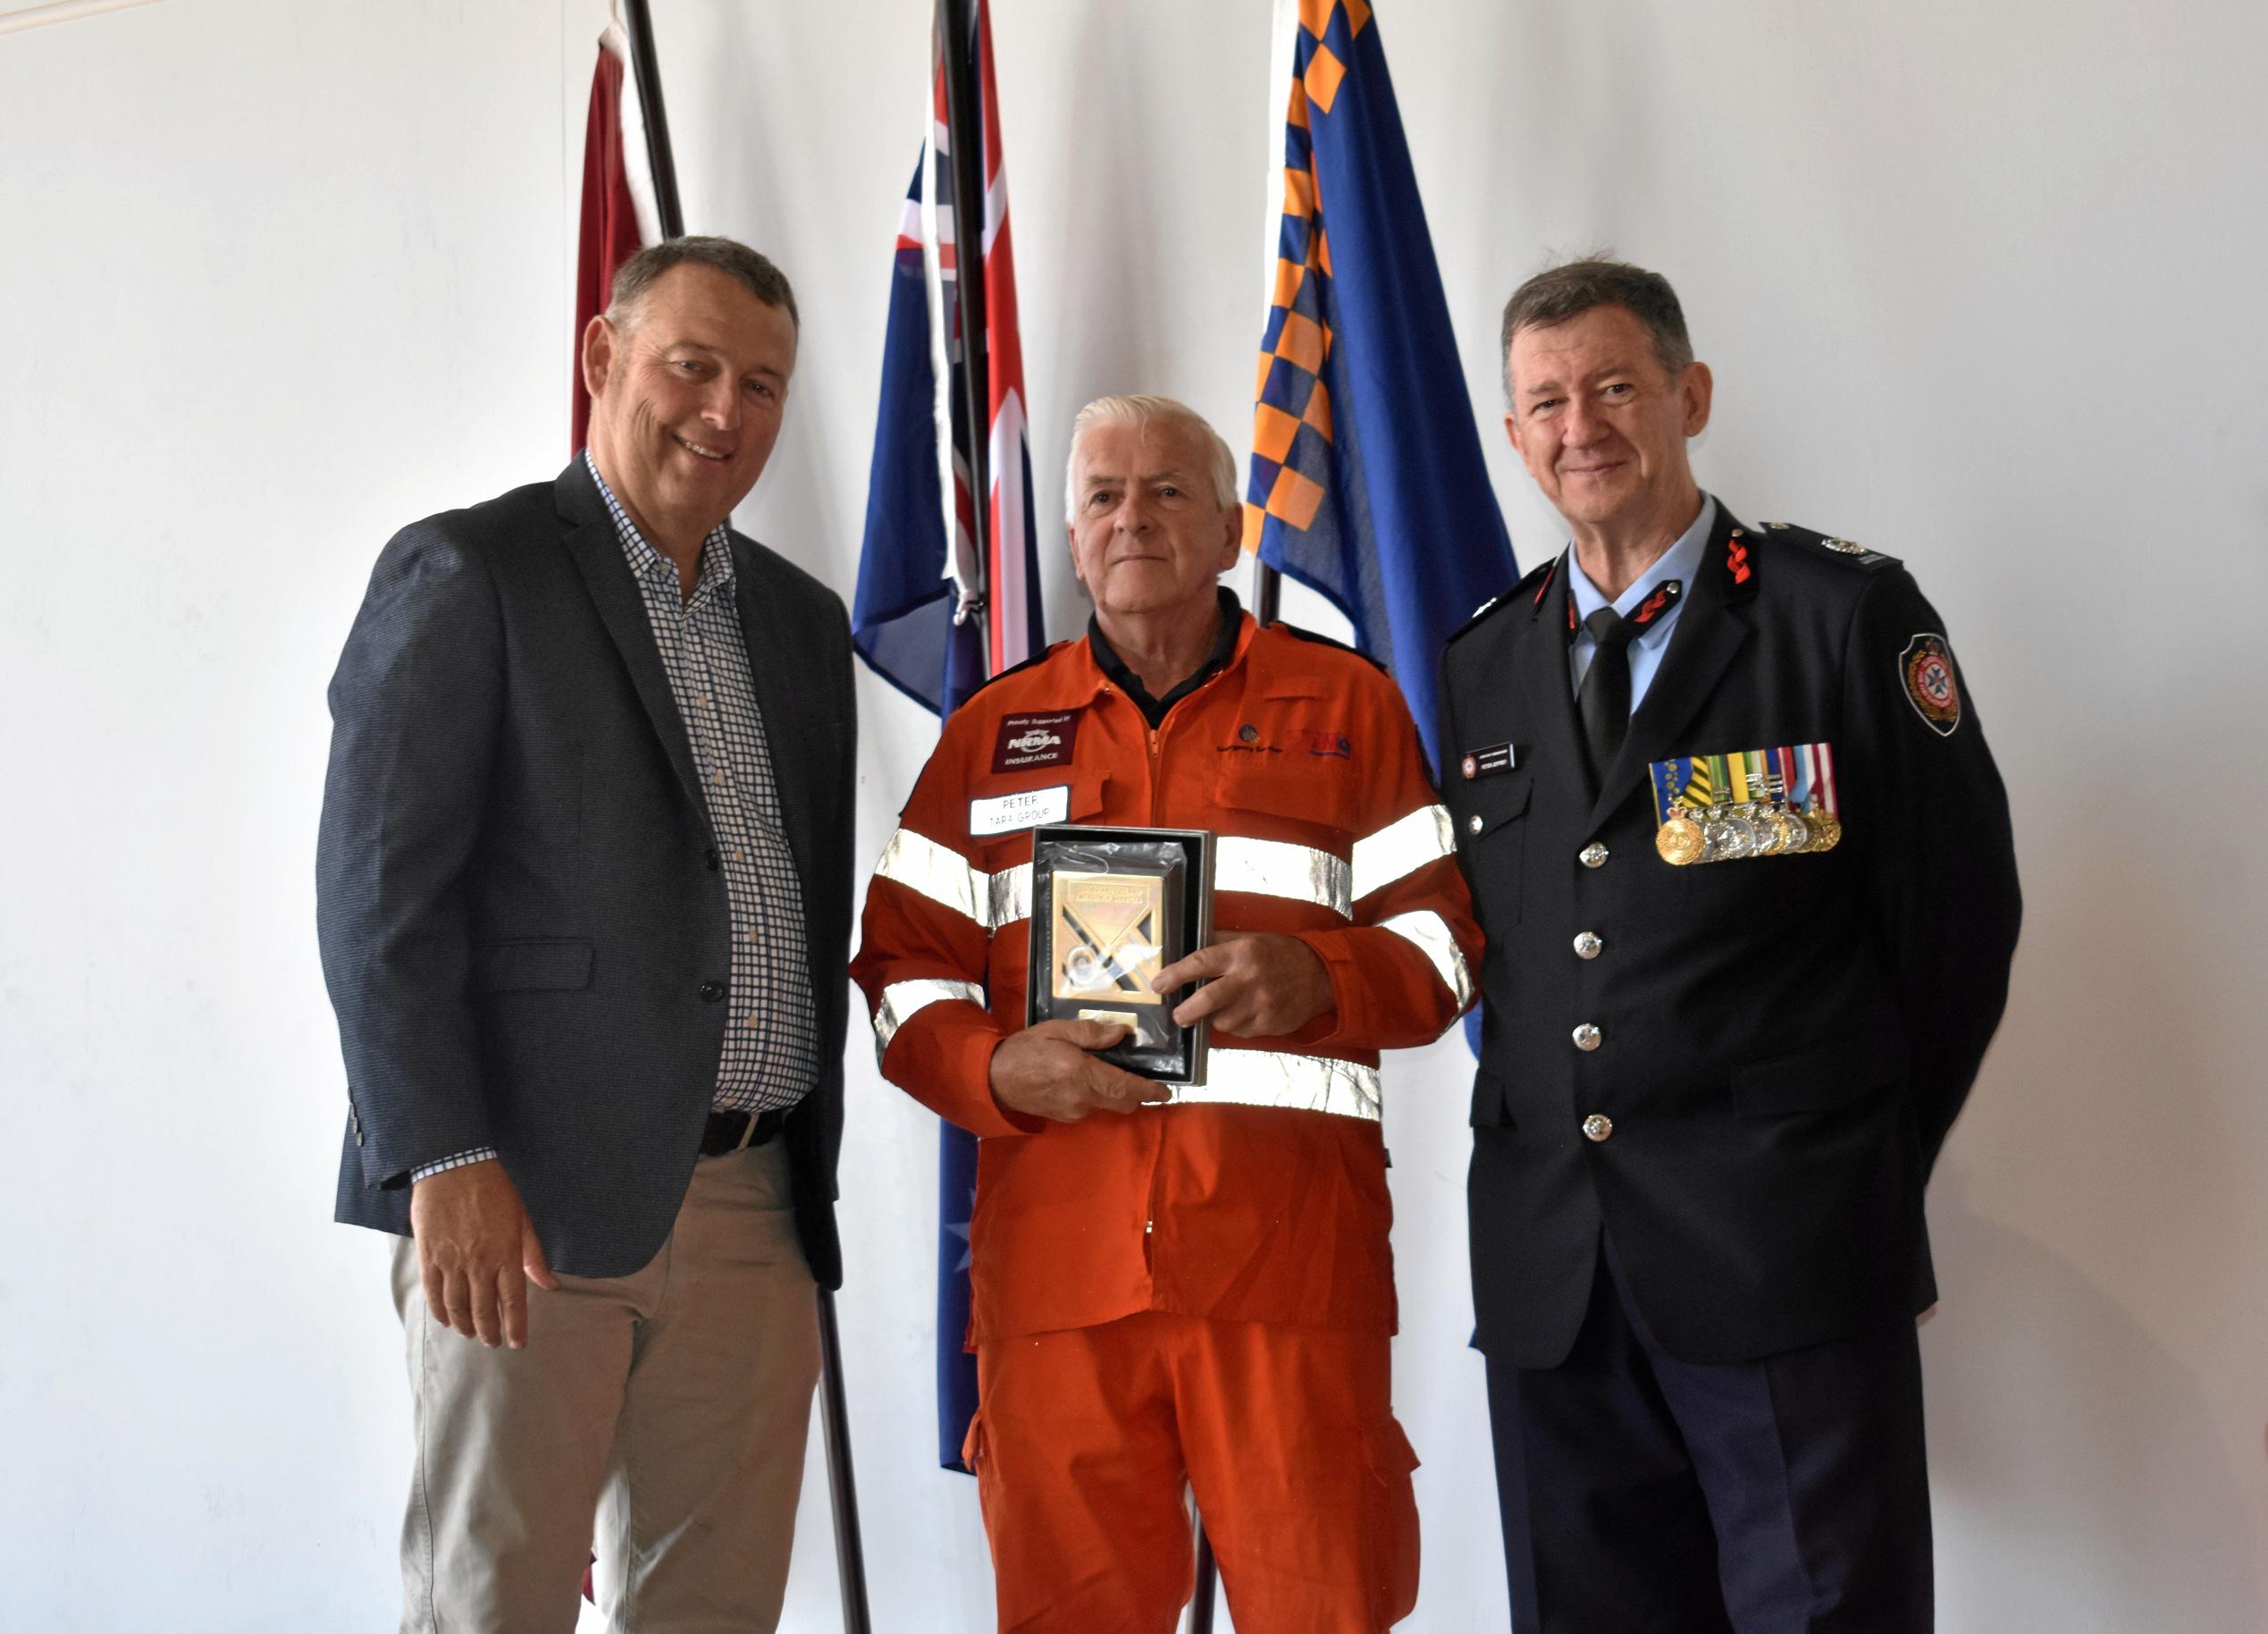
1026,823,1215,1085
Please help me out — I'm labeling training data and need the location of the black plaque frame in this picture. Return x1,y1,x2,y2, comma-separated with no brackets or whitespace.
1025,823,1215,1085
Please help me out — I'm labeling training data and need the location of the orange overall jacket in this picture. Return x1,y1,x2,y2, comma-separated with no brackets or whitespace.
851,613,1481,1343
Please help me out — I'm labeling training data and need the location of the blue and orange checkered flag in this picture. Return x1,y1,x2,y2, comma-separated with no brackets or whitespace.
1247,0,1516,774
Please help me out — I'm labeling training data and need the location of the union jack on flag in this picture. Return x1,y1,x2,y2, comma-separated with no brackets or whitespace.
853,0,1039,717
850,0,1039,1472
1246,0,1515,775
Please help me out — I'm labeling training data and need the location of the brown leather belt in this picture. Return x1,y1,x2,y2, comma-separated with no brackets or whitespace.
698,1107,787,1157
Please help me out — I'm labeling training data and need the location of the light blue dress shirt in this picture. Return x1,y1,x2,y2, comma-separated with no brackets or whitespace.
1566,494,1718,712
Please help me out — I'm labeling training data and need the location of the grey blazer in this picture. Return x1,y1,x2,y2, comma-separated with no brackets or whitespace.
318,459,853,1285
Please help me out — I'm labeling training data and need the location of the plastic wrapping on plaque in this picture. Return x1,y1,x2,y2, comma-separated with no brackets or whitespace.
1026,824,1215,1085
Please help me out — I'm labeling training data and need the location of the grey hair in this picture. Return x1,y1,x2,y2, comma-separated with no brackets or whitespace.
1063,394,1239,523
605,235,800,333
1499,256,1693,406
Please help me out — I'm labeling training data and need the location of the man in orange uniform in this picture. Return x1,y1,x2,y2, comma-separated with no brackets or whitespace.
852,395,1481,1632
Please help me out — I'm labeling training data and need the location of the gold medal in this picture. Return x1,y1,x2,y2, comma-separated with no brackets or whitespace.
1656,810,1705,866
1773,806,1813,854
1802,800,1843,853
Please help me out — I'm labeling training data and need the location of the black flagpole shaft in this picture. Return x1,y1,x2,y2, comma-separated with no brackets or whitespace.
622,0,685,239
938,0,993,623
615,10,869,1629
1190,1520,1220,1633
818,1286,874,1634
1254,558,1282,625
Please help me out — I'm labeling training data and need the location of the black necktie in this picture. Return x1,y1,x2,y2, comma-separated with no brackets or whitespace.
1578,606,1637,779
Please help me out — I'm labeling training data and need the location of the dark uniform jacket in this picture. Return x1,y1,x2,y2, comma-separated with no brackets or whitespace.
317,459,855,1286
1440,502,2020,1369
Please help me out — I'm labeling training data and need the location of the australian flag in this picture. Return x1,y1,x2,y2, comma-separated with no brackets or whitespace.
851,0,1040,1471
1244,0,1516,775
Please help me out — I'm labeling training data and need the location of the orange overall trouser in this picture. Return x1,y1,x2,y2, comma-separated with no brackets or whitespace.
968,1310,1420,1634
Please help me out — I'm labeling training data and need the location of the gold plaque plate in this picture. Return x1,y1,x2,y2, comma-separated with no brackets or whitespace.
1051,871,1165,1005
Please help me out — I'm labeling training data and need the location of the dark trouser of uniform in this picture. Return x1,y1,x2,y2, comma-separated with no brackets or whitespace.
1487,1240,1931,1633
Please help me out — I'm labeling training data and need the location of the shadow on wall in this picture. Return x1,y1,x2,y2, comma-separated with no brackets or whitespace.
1924,1166,2263,1633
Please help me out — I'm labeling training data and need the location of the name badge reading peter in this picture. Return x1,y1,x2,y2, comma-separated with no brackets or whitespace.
970,785,1071,837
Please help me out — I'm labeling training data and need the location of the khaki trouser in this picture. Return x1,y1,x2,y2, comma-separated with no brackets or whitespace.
390,1140,819,1633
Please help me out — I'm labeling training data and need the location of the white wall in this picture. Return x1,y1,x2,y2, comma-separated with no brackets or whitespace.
2,1,2264,1629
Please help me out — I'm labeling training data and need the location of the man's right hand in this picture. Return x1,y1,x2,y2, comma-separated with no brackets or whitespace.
409,1160,560,1350
989,1019,1175,1124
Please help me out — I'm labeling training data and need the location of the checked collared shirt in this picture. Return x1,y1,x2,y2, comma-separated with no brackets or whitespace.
409,456,818,1181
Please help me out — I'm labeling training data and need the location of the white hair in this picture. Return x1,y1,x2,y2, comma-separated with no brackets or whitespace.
1063,394,1239,524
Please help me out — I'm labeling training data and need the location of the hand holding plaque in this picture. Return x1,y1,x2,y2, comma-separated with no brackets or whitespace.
1151,932,1333,1039
1027,824,1215,1085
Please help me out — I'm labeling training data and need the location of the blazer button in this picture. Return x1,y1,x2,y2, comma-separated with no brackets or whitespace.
703,847,721,872
1579,842,1609,869
1572,1023,1601,1051
1573,931,1603,960
1583,1113,1614,1142
1467,813,1484,835
699,980,727,1002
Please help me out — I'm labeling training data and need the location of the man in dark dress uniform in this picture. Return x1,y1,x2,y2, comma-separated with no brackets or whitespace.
1439,258,2020,1632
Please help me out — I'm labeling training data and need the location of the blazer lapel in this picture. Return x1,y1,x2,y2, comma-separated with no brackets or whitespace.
1585,505,1759,833
1516,552,1592,797
553,461,707,813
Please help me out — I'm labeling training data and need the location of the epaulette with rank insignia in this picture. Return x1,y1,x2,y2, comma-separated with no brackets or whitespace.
1448,560,1550,644
1754,520,1902,570
963,639,1071,699
1272,620,1387,672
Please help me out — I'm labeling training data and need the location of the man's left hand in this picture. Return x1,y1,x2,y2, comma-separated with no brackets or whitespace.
1153,932,1333,1038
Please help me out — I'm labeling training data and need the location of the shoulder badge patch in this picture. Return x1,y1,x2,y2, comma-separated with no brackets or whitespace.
1759,523,1901,570
1899,634,1961,736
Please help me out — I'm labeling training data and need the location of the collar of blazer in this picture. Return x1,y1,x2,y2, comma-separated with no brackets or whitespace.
544,459,821,897
553,459,710,814
1515,501,1763,832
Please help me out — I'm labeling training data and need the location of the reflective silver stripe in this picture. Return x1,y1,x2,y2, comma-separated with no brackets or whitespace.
1216,836,1351,918
1378,909,1474,1013
988,863,1032,930
872,978,987,1059
873,828,986,924
875,831,1032,931
1351,804,1457,901
1170,1049,1382,1123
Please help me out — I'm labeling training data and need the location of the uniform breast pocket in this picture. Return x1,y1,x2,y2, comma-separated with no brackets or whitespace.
1457,774,1532,928
1212,754,1357,844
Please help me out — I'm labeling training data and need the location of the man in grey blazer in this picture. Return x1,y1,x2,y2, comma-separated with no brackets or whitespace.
318,236,855,1632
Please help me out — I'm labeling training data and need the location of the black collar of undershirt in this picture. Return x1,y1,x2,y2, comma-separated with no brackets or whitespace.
1088,587,1244,729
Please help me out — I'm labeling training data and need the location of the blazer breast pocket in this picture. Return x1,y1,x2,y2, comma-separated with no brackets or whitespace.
1457,774,1532,928
472,937,595,994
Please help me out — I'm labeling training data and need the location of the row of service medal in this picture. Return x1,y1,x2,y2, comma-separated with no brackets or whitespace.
1649,745,1844,867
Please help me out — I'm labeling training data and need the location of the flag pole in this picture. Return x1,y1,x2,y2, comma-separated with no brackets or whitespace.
622,0,684,240
617,6,872,1630
1190,1523,1221,1633
1254,559,1283,626
937,0,993,634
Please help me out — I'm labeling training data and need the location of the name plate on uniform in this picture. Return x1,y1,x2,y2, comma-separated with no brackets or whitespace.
1026,824,1214,1085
